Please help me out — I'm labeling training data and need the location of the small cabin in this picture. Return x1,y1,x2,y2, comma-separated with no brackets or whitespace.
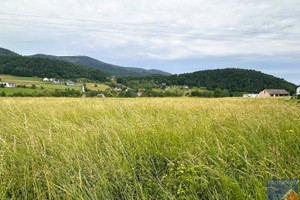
259,89,289,97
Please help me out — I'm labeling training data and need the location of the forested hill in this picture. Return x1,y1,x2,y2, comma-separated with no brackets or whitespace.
31,54,171,77
0,48,20,56
0,56,108,81
117,68,296,93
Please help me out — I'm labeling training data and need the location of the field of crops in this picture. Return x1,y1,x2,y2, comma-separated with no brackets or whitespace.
0,97,299,199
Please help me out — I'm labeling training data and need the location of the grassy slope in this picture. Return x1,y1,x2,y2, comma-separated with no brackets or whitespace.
0,75,106,95
0,98,299,199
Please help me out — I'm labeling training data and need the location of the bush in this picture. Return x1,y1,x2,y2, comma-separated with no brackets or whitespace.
0,91,6,97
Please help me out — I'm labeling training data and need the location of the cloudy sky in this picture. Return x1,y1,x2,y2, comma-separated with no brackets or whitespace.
0,0,300,84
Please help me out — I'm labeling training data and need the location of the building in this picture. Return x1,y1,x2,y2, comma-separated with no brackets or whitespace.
137,92,142,97
53,79,62,84
66,81,75,86
243,94,259,98
1,82,16,88
115,87,122,91
259,89,289,97
43,78,49,81
296,85,300,99
183,85,189,89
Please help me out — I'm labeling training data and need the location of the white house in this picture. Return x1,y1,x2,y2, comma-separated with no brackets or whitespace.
297,85,300,98
43,78,49,81
183,85,189,89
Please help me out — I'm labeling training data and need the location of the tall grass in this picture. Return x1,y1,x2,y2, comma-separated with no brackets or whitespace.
0,97,299,199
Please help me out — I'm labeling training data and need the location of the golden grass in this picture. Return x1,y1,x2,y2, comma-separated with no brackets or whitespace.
0,97,299,199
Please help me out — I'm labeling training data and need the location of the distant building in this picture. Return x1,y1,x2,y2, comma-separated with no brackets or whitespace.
53,79,61,84
183,85,189,89
43,78,49,81
115,87,122,91
137,92,142,97
259,89,289,97
243,94,259,98
66,81,75,86
296,85,300,99
1,82,16,88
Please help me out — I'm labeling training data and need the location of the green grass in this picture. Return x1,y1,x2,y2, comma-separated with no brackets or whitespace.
0,97,299,199
0,74,82,91
0,88,42,95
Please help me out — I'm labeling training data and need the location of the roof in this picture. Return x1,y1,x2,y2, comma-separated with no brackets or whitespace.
264,89,289,95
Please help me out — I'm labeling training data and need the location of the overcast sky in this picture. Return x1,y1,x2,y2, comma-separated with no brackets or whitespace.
0,0,300,84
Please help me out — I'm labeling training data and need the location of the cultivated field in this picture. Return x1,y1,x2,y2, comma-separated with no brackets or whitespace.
0,97,299,199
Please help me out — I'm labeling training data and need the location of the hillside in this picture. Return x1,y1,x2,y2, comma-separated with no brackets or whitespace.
117,68,296,93
31,54,171,77
0,56,108,81
0,47,20,56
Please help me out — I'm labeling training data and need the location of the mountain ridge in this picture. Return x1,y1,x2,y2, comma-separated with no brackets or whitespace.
30,54,171,77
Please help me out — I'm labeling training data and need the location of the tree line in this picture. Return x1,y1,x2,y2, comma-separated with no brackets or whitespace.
0,56,108,81
117,68,296,94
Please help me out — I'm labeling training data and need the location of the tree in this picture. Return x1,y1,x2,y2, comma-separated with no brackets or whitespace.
213,88,222,97
0,91,6,97
30,84,36,89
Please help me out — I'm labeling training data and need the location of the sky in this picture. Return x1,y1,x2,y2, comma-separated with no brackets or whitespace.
0,0,300,85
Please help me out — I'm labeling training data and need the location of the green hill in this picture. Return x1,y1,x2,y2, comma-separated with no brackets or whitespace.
117,68,296,93
0,47,20,56
0,56,108,81
31,54,171,77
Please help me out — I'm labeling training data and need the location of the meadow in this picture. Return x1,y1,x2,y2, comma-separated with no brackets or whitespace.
0,97,299,199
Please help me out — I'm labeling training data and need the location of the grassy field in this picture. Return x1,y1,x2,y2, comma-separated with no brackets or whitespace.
0,74,85,91
0,97,299,199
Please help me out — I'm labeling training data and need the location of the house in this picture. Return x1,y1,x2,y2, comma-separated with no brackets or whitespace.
183,85,189,89
281,189,298,200
53,79,62,84
2,82,16,88
296,85,300,99
259,89,289,97
137,92,142,97
66,81,75,86
243,94,259,98
115,87,122,91
43,78,49,81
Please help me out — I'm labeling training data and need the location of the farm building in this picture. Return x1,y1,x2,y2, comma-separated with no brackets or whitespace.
243,94,259,98
259,89,289,97
43,78,49,81
297,85,300,99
